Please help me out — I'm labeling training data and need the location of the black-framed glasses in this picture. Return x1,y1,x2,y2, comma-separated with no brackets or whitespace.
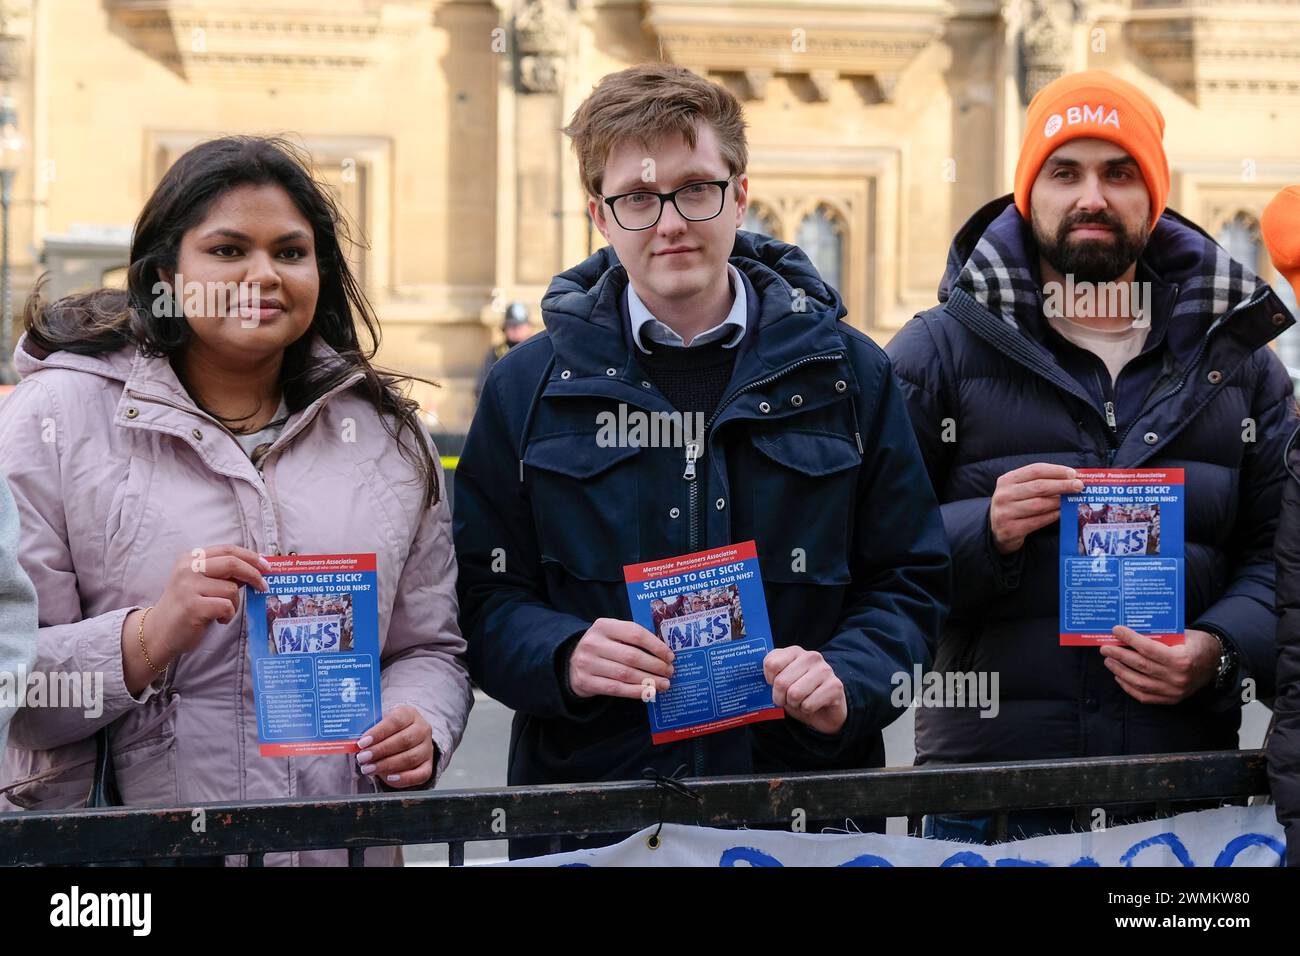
602,179,733,231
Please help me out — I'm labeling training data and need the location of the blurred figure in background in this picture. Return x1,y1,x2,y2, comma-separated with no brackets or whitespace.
474,301,535,402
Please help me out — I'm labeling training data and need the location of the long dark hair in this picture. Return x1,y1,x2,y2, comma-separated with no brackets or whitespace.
23,135,440,506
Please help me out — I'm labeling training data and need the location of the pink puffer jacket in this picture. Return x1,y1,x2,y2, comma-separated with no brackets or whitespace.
0,335,474,865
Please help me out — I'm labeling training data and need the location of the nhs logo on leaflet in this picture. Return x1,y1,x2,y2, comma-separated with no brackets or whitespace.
271,614,342,653
1083,522,1150,556
1045,105,1120,137
660,607,732,652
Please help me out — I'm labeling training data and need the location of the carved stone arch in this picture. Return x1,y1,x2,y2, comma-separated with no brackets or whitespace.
742,200,782,241
1212,209,1264,275
794,202,849,300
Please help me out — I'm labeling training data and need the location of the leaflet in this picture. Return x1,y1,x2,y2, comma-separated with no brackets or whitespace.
624,541,784,744
1059,469,1185,646
245,553,382,756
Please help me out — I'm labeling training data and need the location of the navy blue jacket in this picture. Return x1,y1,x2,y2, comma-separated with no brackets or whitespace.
1268,427,1300,865
888,196,1297,764
454,231,950,790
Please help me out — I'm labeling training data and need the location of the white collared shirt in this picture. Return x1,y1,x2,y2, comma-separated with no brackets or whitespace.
627,263,747,354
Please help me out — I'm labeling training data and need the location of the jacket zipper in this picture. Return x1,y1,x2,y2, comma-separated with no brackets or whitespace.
679,349,845,777
683,440,702,553
681,350,845,557
1090,369,1120,464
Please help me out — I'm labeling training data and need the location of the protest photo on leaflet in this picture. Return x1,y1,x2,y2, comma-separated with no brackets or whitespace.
1077,503,1161,556
266,592,355,654
651,584,745,652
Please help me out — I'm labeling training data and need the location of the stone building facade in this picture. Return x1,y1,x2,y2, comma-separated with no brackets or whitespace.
0,0,1297,428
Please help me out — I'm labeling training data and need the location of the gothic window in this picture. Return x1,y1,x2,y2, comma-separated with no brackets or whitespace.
742,202,781,240
796,204,845,298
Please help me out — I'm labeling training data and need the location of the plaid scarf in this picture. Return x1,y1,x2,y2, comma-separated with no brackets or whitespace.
954,204,1266,331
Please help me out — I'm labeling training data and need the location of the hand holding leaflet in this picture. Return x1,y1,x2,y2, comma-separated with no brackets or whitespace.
624,541,783,744
567,618,675,700
764,646,848,735
1099,625,1220,704
1059,469,1185,647
245,553,382,757
991,463,1085,555
122,544,272,697
356,705,436,788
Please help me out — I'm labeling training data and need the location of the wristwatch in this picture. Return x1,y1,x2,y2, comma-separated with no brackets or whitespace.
1205,629,1238,690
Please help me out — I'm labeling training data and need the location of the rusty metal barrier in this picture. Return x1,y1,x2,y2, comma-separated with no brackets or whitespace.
0,750,1269,866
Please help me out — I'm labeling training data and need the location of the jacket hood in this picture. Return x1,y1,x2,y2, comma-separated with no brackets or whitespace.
14,332,136,382
544,229,845,321
539,230,849,377
939,194,1278,344
13,332,355,412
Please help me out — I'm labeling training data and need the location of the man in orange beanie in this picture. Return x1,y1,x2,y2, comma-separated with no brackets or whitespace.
889,69,1298,844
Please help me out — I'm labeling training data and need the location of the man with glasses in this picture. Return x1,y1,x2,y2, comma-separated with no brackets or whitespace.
453,63,949,858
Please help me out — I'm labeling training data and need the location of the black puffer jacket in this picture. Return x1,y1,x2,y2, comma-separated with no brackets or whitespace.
887,195,1297,765
1267,428,1300,865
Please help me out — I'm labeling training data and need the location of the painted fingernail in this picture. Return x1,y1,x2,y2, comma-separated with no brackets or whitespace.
386,774,401,783
358,736,373,749
360,763,377,775
357,751,373,764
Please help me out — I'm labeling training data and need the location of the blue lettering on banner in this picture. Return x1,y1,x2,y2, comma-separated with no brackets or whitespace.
273,617,341,654
661,610,732,651
1213,834,1286,867
1084,524,1149,556
711,832,1282,867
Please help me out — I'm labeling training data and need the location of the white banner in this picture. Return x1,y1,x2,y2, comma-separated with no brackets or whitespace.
502,805,1283,867
660,606,733,651
1083,521,1152,556
271,613,343,654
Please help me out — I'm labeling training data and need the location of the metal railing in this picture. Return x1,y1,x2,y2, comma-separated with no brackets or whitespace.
0,750,1269,866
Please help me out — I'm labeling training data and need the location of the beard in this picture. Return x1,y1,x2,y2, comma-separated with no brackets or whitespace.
1033,208,1149,283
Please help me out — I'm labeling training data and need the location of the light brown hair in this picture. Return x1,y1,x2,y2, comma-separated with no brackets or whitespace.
562,64,748,198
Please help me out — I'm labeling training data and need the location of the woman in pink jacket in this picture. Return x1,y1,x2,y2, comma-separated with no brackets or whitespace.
0,136,474,865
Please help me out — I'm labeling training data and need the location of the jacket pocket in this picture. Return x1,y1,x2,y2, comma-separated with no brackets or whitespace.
525,431,642,580
743,428,860,584
110,693,181,807
0,738,97,811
